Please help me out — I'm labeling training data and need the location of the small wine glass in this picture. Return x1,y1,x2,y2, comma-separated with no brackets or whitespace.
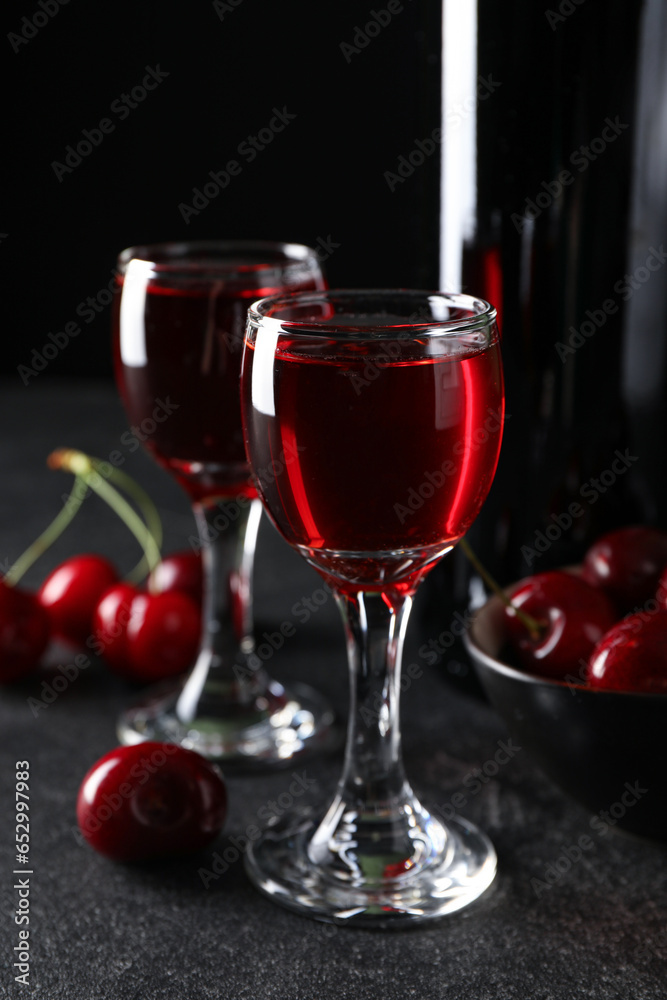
112,241,335,764
240,289,504,924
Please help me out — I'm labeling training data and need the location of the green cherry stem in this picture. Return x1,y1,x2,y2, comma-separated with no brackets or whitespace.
3,475,89,587
87,458,163,583
48,449,162,581
458,537,544,640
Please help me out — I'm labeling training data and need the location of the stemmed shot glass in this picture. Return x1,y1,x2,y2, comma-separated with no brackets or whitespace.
112,241,334,764
240,290,504,924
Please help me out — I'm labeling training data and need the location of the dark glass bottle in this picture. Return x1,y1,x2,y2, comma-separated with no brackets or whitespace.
422,0,667,688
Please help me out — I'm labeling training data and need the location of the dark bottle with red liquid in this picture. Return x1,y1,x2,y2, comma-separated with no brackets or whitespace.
423,0,667,684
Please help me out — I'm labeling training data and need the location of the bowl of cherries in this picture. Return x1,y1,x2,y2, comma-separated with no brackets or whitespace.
464,527,667,840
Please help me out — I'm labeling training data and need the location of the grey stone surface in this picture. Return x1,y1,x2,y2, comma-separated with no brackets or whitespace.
0,380,665,999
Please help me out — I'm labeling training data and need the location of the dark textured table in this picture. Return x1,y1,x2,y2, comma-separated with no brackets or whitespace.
0,380,665,1000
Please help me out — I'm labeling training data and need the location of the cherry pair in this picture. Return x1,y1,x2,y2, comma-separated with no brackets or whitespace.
0,551,203,684
503,526,667,693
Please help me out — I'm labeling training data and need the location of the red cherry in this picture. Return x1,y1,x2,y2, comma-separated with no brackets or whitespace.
581,525,667,614
126,591,201,681
657,566,667,609
0,581,50,682
93,584,200,683
38,554,118,646
504,571,617,680
76,742,227,861
587,610,667,693
149,551,203,606
93,583,137,670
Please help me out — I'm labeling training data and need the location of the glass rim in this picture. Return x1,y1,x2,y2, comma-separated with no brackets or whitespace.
247,289,498,339
116,240,322,279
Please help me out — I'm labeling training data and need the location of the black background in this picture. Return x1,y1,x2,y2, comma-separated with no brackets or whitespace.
4,0,441,378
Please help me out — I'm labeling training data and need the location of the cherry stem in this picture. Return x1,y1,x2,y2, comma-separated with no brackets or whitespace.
458,537,544,640
3,475,89,587
48,449,162,579
87,458,163,583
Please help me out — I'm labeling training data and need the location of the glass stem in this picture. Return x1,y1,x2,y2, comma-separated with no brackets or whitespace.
308,589,442,880
176,495,263,722
338,590,412,803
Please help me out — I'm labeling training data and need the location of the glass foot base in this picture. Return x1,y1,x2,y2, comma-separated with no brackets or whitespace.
245,811,497,926
117,680,337,767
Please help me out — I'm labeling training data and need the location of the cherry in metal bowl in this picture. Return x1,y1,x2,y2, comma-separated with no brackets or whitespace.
463,585,667,841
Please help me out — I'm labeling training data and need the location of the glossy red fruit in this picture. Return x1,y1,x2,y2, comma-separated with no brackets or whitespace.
504,571,617,680
0,581,50,682
656,565,667,609
92,583,137,669
93,584,200,683
581,525,667,614
587,610,667,693
38,554,118,646
149,551,203,607
126,591,201,681
76,742,227,861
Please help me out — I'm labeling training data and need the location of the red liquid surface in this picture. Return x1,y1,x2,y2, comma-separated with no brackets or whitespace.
242,335,504,591
113,277,321,502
